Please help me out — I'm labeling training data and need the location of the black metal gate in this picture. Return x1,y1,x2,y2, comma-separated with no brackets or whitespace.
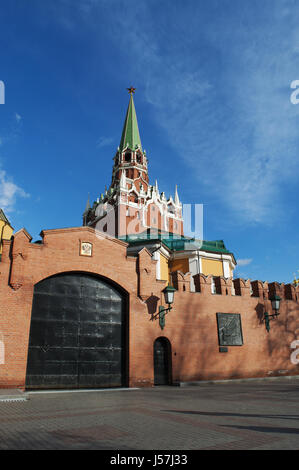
26,272,127,389
154,337,172,385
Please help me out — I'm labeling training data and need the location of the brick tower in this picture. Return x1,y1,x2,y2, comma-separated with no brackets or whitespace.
83,88,184,238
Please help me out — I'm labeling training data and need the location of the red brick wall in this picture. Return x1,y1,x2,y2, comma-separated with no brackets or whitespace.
0,226,298,389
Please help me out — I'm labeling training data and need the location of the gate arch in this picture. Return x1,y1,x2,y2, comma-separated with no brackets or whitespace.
26,271,128,389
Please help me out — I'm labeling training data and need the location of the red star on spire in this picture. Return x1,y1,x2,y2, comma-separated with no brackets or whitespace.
127,86,136,95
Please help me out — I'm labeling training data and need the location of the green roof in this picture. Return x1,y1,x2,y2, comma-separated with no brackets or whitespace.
120,230,232,255
163,238,231,254
119,94,142,152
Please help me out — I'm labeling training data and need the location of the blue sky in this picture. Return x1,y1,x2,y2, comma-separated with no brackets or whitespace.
0,0,299,283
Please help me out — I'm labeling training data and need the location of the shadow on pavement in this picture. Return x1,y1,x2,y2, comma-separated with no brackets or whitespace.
219,424,299,435
163,409,299,421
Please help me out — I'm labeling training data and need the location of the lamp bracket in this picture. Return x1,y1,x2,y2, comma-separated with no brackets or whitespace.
152,305,172,330
263,311,280,332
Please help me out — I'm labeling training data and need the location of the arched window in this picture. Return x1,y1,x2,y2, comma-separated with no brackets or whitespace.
136,153,142,164
125,152,131,162
131,193,138,203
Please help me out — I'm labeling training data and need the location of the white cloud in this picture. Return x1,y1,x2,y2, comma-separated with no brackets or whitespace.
103,1,299,225
47,1,299,226
236,259,253,267
15,113,22,122
0,170,30,213
96,136,114,148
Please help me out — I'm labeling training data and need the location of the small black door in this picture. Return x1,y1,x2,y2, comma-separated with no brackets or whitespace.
154,337,172,385
26,272,127,389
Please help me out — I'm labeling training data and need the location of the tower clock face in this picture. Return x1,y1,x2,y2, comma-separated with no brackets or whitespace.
80,242,92,256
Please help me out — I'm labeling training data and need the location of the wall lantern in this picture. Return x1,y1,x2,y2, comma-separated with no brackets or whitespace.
156,285,176,330
264,294,281,332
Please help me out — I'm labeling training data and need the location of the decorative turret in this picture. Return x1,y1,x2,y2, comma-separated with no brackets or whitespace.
82,194,92,226
175,185,180,206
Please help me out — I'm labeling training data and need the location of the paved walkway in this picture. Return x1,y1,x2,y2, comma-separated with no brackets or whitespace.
0,388,28,402
0,378,298,450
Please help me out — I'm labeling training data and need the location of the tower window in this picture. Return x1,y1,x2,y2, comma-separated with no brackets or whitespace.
131,193,138,203
136,154,142,164
125,152,131,162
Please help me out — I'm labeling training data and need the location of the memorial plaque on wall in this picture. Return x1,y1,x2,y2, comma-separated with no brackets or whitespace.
216,313,243,346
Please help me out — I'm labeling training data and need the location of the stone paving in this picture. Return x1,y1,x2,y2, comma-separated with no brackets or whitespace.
0,378,299,451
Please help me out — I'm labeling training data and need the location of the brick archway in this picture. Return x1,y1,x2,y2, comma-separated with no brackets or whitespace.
25,272,128,389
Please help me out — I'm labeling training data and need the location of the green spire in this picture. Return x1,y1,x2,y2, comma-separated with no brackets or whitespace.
119,89,142,152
